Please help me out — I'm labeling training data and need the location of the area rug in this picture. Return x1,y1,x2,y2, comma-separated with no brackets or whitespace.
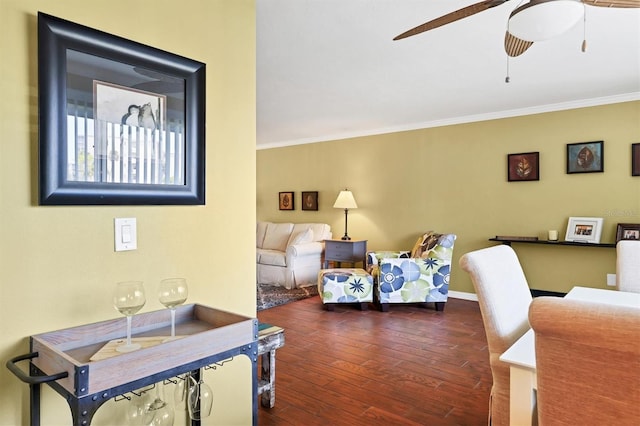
257,283,318,311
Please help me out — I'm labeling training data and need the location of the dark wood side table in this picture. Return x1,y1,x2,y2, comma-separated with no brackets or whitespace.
323,239,368,268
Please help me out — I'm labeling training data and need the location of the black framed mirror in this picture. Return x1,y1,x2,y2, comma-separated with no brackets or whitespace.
38,12,205,205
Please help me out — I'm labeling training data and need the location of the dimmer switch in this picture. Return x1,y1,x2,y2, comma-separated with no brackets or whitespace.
115,218,137,251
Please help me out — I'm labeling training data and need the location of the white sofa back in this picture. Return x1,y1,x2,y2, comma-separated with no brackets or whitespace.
257,221,331,251
257,221,332,288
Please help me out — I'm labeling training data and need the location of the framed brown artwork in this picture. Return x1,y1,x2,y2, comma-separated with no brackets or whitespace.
632,143,640,176
279,192,294,210
301,191,318,211
507,152,539,182
616,223,640,243
566,141,604,174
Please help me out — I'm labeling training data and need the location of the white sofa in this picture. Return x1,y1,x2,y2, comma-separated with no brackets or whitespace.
257,221,332,289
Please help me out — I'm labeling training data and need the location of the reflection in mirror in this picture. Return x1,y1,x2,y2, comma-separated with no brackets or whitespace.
66,50,186,185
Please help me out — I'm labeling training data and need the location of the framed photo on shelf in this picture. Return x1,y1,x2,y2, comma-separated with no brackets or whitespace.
616,223,640,243
507,152,539,182
632,143,640,176
301,191,319,211
564,217,604,244
37,12,206,205
566,141,604,174
279,192,294,210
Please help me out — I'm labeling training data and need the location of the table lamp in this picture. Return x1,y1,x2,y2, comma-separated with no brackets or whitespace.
333,189,358,240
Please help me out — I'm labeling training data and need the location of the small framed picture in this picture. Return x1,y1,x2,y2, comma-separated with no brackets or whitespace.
566,141,604,174
565,217,604,244
507,152,539,182
616,223,640,243
301,191,318,211
632,143,640,176
278,192,294,210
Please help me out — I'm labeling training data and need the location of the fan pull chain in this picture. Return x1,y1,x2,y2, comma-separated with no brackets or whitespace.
505,16,514,84
505,55,510,83
581,4,587,52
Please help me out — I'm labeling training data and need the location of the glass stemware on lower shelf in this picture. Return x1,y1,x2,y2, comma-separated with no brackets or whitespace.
187,372,213,421
125,383,174,426
158,278,188,342
113,281,146,353
173,373,190,412
126,391,149,425
125,374,213,425
143,382,174,426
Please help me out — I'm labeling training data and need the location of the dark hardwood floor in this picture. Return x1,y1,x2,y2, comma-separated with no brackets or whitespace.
257,297,492,425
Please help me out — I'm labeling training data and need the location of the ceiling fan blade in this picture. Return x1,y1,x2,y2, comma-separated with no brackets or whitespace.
504,31,534,57
393,0,511,40
582,0,640,7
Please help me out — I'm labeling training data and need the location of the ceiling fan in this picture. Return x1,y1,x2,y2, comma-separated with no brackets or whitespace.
394,0,640,57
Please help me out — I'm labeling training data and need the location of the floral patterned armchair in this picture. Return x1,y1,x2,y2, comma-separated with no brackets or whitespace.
366,232,456,312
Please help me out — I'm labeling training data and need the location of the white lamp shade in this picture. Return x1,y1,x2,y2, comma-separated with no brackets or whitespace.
509,0,584,42
333,190,358,209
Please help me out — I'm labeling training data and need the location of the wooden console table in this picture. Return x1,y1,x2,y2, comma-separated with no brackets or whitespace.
489,237,615,248
6,304,258,426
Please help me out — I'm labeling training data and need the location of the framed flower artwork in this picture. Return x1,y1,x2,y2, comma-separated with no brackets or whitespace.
279,192,294,210
567,141,604,174
507,152,539,182
632,143,640,176
301,191,318,211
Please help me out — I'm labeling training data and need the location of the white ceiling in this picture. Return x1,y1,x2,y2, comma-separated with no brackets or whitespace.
256,0,640,149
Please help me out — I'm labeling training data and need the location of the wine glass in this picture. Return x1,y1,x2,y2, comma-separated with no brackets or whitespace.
173,373,190,412
113,281,146,353
143,382,175,426
158,278,188,341
126,389,152,425
187,372,213,421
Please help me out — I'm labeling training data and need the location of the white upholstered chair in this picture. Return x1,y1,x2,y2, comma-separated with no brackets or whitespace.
459,245,533,426
616,240,640,293
530,296,640,426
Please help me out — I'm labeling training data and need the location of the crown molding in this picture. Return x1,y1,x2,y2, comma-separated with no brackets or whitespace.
257,93,640,150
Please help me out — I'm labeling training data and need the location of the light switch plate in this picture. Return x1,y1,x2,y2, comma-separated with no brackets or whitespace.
606,273,616,287
115,218,137,251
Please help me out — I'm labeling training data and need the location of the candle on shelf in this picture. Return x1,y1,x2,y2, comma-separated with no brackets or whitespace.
548,230,558,241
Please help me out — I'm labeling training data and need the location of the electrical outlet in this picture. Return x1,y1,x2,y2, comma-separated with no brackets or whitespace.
606,273,616,287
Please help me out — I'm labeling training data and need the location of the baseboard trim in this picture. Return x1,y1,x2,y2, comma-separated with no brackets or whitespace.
530,289,566,298
448,291,478,301
448,289,566,302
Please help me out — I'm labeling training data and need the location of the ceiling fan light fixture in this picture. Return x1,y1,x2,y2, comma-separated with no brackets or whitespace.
509,0,584,42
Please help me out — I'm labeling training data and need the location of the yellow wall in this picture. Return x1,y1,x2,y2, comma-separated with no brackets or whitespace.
0,1,256,425
258,101,640,295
